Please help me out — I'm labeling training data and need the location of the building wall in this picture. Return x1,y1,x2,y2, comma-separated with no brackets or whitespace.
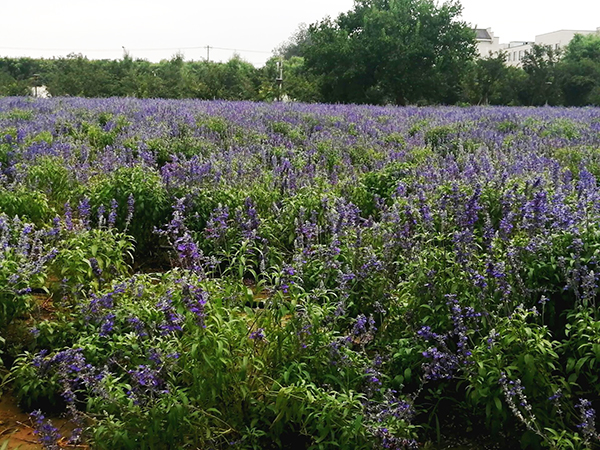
505,42,533,67
536,29,599,52
477,27,600,67
476,28,504,57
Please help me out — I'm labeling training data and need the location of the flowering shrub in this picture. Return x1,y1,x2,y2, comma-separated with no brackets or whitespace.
2,98,600,448
0,214,56,330
88,165,169,254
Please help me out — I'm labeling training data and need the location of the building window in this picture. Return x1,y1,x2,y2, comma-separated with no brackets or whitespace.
519,50,523,60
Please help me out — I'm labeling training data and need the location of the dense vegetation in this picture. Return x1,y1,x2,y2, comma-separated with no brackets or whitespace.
2,0,600,106
1,98,600,449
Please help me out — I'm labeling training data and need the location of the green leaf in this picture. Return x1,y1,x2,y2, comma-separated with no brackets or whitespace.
494,396,503,411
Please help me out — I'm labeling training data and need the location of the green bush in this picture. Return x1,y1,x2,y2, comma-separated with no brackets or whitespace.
88,165,169,255
25,156,80,209
0,187,53,225
50,228,134,296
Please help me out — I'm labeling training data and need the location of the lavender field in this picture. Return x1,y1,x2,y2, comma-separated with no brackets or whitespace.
1,97,600,449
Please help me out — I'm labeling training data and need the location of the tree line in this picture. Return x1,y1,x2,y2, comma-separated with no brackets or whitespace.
1,0,600,106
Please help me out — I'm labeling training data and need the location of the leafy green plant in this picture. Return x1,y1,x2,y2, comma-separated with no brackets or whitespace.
0,187,53,225
50,228,134,295
88,165,169,255
563,308,600,394
25,156,80,209
465,307,561,436
0,215,53,330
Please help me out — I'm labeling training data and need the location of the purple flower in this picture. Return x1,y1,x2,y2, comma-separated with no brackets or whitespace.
128,364,168,397
64,202,73,231
577,398,599,444
108,199,118,228
181,283,208,327
30,410,61,450
249,328,266,341
99,313,116,337
78,197,91,229
89,257,102,278
125,194,135,229
205,205,229,240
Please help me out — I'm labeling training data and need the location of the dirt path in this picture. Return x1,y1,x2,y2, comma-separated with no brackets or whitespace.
0,392,89,450
0,392,43,449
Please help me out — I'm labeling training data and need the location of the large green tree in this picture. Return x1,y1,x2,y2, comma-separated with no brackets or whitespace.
462,52,523,105
303,0,476,105
559,34,600,106
520,44,563,106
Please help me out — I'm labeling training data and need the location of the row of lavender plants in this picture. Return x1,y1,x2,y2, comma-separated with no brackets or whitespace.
1,97,600,449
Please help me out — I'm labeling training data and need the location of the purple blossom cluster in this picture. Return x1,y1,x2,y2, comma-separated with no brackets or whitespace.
576,398,599,444
32,347,99,405
418,295,483,380
30,410,62,450
5,98,600,448
156,198,206,273
499,373,541,436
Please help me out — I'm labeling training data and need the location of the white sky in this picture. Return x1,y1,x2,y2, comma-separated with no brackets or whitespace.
1,0,599,67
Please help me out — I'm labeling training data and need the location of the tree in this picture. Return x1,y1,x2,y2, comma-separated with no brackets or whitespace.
45,54,119,97
520,44,562,106
0,57,46,97
220,56,260,100
274,24,312,59
462,52,519,105
302,0,476,105
559,34,600,106
258,56,321,102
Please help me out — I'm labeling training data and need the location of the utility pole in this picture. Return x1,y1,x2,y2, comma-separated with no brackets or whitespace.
32,74,40,97
276,58,283,101
206,45,210,62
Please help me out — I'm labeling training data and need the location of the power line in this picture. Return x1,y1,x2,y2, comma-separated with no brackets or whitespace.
0,45,272,54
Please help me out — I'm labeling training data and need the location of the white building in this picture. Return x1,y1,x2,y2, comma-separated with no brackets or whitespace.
30,85,50,98
475,28,503,56
505,41,534,67
475,27,600,67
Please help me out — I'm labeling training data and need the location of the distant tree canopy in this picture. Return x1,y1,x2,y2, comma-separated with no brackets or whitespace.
274,24,312,60
2,8,600,106
520,44,563,106
560,34,600,106
302,0,477,105
461,52,523,105
0,54,265,100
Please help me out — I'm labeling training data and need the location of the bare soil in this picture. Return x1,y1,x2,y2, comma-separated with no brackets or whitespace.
0,392,83,450
0,392,43,449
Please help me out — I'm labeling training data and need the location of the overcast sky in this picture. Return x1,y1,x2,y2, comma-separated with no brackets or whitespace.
1,0,599,66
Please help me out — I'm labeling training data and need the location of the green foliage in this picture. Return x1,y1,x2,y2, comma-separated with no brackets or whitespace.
24,156,79,209
563,308,600,394
259,56,322,103
303,0,477,104
560,34,600,106
466,307,560,434
462,52,522,105
0,57,45,97
50,228,134,295
0,187,53,226
88,165,169,255
11,272,407,449
424,123,471,155
520,44,563,106
1,29,600,106
12,351,64,408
